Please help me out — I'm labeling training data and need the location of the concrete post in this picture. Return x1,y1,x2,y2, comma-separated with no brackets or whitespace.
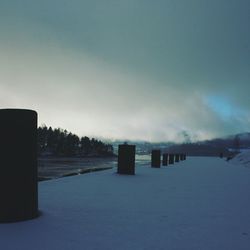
169,154,174,165
184,154,187,160
151,150,161,168
175,154,180,162
162,153,168,166
117,144,136,175
0,109,38,223
182,154,185,161
179,154,183,161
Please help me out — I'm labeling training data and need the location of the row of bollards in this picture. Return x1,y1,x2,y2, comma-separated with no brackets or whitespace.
151,151,187,167
117,145,187,176
0,109,186,223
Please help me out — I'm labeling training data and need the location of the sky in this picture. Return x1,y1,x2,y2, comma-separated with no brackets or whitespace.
0,0,249,142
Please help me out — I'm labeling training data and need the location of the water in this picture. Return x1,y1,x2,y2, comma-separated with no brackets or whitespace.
135,154,151,166
38,154,151,180
38,157,117,180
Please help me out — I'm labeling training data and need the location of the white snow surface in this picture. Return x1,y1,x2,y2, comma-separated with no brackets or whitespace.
1,157,250,250
230,150,250,168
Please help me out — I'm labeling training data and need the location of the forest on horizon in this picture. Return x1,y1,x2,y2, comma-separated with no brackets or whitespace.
37,125,114,157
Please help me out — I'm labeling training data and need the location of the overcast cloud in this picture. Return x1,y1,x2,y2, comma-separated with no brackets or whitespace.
0,0,249,141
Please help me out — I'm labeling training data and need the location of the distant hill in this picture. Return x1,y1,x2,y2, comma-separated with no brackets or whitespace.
110,132,250,157
163,132,250,156
111,140,174,155
201,132,250,150
166,143,229,157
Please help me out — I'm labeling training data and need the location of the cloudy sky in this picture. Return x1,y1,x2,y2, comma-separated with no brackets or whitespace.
0,0,249,142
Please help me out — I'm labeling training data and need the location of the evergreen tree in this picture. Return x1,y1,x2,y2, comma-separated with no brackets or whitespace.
37,125,113,157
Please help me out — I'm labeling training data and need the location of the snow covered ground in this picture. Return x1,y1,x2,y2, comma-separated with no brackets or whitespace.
229,150,250,168
1,157,250,250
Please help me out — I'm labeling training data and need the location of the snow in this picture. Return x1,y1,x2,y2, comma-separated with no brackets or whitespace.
1,157,250,250
230,150,250,168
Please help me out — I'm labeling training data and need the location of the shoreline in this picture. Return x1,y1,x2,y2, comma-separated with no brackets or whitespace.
38,156,117,181
38,166,114,182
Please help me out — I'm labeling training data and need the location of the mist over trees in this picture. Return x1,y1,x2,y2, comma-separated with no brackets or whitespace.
37,125,114,157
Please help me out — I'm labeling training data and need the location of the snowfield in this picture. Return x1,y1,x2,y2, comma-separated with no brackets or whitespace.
229,149,250,168
0,157,250,250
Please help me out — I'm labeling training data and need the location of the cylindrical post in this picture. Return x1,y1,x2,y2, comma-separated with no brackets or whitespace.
162,153,168,166
0,109,38,223
175,154,180,162
184,154,187,160
151,150,161,168
182,154,185,161
179,154,182,161
117,144,136,175
169,154,174,165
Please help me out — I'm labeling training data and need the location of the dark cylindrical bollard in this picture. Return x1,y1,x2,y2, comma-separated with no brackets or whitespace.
219,153,223,158
0,109,38,223
179,154,183,161
175,154,180,162
184,154,187,160
162,153,168,166
182,154,185,161
169,154,174,165
117,144,136,175
151,150,161,168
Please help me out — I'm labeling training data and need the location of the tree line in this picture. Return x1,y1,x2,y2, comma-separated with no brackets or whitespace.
37,125,114,157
